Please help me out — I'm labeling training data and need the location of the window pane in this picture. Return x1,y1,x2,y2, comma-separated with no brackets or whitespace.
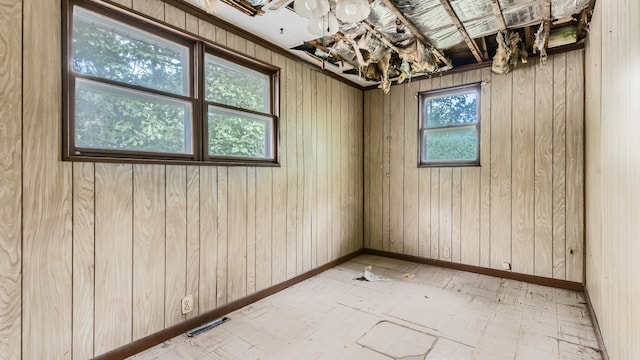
73,7,190,96
208,105,272,158
425,91,477,127
424,127,477,162
205,54,269,113
75,78,192,154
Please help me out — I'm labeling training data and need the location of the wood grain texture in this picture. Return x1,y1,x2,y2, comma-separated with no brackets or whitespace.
0,0,22,358
165,166,187,327
133,165,166,340
132,0,164,19
403,80,419,256
369,88,383,251
418,78,432,258
285,58,298,279
163,3,185,29
185,166,200,319
382,87,391,252
216,167,229,305
479,68,492,268
451,168,461,263
227,167,247,301
389,84,405,254
511,63,535,274
490,71,513,270
430,168,440,258
94,164,133,355
16,0,365,356
271,53,287,281
22,0,73,358
199,167,218,312
460,70,481,267
364,53,583,281
72,163,95,360
534,58,554,278
302,67,314,268
331,78,343,259
439,168,452,260
552,54,567,280
315,73,329,264
565,50,585,283
585,1,640,357
296,63,305,267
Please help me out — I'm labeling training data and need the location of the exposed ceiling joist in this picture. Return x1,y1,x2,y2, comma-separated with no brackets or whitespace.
361,21,401,54
380,0,452,68
489,0,507,30
439,0,484,62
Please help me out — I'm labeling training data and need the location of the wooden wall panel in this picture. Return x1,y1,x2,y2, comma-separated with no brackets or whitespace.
133,165,166,340
185,166,200,319
552,54,567,280
460,70,482,266
478,68,492,268
0,0,22,359
490,71,513,270
417,79,432,258
228,168,247,301
94,164,133,355
511,64,535,274
271,54,288,283
165,166,187,327
364,52,584,280
12,0,364,357
403,80,420,256
534,60,554,278
72,163,95,360
585,1,640,359
22,0,73,358
389,85,405,253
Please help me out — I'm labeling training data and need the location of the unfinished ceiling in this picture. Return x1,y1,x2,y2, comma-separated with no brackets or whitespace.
185,0,595,90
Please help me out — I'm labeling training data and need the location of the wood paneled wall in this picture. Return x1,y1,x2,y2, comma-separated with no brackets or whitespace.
585,1,640,359
0,0,363,358
364,51,585,281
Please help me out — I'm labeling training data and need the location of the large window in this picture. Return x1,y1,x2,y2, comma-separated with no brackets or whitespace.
63,0,280,165
418,84,480,167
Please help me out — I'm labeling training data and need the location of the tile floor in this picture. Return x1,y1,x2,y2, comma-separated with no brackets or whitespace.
130,255,602,360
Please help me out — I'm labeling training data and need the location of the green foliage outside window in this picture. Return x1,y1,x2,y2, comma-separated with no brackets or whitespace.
421,86,480,165
71,6,274,159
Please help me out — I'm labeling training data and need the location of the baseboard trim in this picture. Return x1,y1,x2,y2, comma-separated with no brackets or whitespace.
363,249,584,291
584,287,610,360
93,249,365,360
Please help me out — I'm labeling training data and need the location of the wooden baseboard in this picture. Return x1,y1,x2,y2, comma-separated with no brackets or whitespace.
363,248,584,292
584,287,610,360
93,249,365,360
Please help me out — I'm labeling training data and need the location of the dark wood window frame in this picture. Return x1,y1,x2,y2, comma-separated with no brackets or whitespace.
62,0,281,167
418,83,481,168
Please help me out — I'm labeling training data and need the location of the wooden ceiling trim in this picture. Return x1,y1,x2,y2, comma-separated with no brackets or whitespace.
542,0,551,48
439,0,484,62
489,0,507,30
380,0,452,68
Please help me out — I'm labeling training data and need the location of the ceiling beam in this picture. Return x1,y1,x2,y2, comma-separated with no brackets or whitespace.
380,0,452,68
439,0,484,62
489,0,507,30
361,21,401,54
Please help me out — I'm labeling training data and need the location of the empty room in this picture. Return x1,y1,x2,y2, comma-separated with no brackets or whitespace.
0,0,638,359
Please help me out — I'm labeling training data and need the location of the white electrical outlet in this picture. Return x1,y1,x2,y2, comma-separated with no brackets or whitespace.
181,295,194,315
502,262,511,271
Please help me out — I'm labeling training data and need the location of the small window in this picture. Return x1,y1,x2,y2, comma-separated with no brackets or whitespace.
418,84,481,167
64,0,280,166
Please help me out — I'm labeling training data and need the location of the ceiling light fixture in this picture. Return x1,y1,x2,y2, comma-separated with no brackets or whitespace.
294,0,371,36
